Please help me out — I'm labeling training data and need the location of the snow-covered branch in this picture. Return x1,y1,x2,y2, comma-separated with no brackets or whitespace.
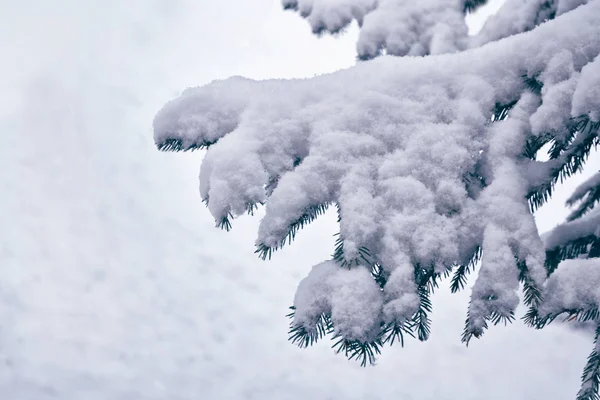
280,0,592,58
154,0,600,379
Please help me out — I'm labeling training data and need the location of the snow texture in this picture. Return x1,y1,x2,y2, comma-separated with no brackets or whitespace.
472,0,591,46
155,0,600,340
568,171,600,206
468,94,547,332
572,54,600,122
544,208,600,251
282,0,592,58
283,0,467,58
5,1,600,399
539,258,600,318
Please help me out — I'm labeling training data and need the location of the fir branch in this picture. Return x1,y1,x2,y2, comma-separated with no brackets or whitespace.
523,73,544,95
463,0,488,13
517,259,543,308
577,325,600,400
331,232,389,288
331,335,382,367
545,235,598,275
522,132,554,160
528,181,555,213
590,240,600,258
216,212,233,231
245,202,259,216
255,203,330,260
490,73,545,122
528,117,600,212
202,197,259,229
462,297,516,344
555,120,600,183
332,233,373,268
491,100,518,122
548,117,582,159
529,306,600,331
488,310,515,326
370,262,388,289
462,301,484,345
413,267,436,341
523,307,541,328
332,319,416,367
450,246,481,293
567,177,600,221
283,203,330,245
427,271,444,294
156,137,216,152
286,306,333,348
380,320,415,347
450,265,469,293
413,284,433,341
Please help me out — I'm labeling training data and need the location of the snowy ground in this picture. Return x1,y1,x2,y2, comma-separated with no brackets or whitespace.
2,1,599,399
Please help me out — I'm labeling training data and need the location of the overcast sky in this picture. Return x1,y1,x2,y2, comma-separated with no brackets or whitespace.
1,1,598,399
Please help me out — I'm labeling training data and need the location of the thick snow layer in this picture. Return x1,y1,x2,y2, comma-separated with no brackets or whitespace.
282,0,467,58
568,171,600,206
3,1,600,399
155,0,600,338
472,0,591,46
544,208,600,250
282,0,592,57
539,259,600,317
572,54,600,121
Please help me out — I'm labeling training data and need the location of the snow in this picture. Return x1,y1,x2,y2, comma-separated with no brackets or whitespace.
381,265,421,322
572,54,600,121
472,0,556,46
156,0,600,343
282,0,592,57
4,0,600,399
544,207,600,250
568,171,600,206
329,265,384,341
468,95,548,330
283,0,467,58
539,259,600,318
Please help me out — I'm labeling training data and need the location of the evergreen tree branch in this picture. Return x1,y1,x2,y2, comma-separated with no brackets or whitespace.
528,117,600,212
545,235,599,275
286,306,333,348
255,203,330,260
463,0,488,13
450,246,482,293
567,172,600,221
577,324,600,400
156,137,217,152
331,335,383,367
517,259,543,308
413,267,437,341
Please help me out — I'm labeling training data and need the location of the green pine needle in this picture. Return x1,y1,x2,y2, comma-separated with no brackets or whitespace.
577,325,600,400
331,335,382,367
156,137,215,152
255,203,330,260
450,246,482,293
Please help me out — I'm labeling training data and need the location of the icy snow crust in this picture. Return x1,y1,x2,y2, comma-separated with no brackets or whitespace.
154,1,600,343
